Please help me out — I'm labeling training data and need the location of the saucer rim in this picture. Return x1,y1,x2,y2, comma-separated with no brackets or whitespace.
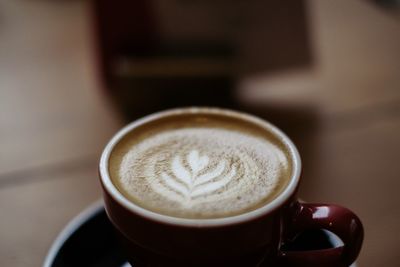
42,200,104,267
43,200,357,267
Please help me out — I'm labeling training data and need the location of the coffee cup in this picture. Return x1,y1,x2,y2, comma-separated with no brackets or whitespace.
99,107,363,266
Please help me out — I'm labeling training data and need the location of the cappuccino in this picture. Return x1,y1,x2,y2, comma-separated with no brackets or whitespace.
109,108,294,219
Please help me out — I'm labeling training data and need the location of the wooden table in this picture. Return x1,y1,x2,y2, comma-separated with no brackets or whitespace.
0,0,399,266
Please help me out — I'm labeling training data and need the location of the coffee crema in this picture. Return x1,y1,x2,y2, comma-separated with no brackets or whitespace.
109,109,293,219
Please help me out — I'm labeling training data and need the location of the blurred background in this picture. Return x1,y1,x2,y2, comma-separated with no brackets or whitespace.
0,0,399,266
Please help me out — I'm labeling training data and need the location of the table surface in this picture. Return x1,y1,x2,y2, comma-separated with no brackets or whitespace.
0,0,399,266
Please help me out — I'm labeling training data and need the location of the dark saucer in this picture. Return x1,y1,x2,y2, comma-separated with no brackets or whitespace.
43,201,357,267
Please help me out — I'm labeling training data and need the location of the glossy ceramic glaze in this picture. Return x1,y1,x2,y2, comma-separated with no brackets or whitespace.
42,201,359,267
99,108,364,267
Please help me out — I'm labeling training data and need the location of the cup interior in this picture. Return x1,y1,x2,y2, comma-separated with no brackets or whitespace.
99,107,301,227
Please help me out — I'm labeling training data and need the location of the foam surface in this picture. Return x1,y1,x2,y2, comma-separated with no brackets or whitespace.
110,122,292,219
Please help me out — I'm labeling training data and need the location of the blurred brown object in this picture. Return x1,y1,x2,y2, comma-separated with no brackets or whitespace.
91,0,312,119
1,0,400,266
373,0,400,8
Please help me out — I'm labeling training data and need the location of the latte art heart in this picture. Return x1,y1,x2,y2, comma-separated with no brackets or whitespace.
158,150,237,203
112,126,291,219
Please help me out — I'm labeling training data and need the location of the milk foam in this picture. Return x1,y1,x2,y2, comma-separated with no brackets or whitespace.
112,127,290,219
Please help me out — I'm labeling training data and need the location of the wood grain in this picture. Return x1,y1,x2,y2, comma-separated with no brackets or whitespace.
0,167,102,267
0,0,399,266
0,0,121,176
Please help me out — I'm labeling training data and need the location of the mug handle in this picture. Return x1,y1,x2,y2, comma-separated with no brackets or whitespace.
278,201,364,267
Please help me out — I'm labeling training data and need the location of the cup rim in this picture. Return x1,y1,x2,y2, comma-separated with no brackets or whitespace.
99,107,301,227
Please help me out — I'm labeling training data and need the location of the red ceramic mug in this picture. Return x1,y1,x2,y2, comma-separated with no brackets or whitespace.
99,108,363,267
